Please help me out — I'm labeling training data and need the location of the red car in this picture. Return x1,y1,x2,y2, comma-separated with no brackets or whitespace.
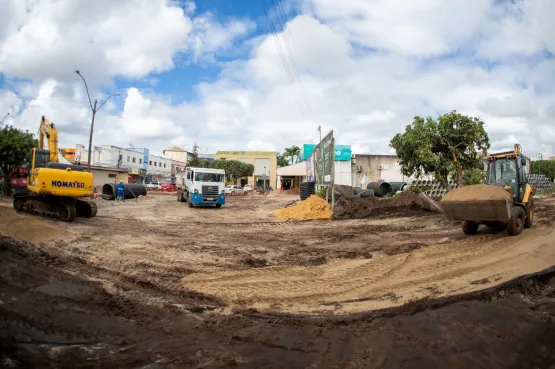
160,182,177,192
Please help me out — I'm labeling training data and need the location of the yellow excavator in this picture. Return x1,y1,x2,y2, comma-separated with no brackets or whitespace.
441,144,533,236
13,116,97,222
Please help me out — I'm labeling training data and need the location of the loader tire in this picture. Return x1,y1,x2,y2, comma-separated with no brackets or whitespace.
524,196,533,229
462,221,479,235
507,206,525,236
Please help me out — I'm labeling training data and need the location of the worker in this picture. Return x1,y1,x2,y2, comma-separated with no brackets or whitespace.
117,180,125,201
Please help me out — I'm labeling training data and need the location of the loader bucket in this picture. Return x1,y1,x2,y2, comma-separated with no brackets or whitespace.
440,198,512,222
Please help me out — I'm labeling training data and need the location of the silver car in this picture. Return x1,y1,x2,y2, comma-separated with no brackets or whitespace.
224,185,247,195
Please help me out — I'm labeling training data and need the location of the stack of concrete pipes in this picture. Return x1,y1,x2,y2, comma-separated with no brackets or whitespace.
402,179,460,200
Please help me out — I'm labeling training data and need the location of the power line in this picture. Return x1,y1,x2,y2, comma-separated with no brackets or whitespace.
261,0,310,120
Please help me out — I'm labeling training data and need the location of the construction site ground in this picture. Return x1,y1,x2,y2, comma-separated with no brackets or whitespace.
1,193,555,368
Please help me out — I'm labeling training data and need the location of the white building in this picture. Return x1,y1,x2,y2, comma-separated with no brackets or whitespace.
163,146,191,164
73,144,172,183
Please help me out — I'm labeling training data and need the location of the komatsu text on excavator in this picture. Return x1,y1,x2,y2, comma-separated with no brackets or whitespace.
12,116,97,222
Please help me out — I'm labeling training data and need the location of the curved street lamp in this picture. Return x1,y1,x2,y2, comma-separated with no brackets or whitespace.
75,70,121,171
0,112,10,125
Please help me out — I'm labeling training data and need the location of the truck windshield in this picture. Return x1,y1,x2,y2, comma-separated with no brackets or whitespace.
194,172,223,182
488,158,516,184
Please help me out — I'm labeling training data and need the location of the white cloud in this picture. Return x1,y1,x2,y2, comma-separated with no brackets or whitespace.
1,0,554,160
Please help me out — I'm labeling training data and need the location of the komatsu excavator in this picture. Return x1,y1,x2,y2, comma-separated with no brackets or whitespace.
441,144,533,236
13,116,97,222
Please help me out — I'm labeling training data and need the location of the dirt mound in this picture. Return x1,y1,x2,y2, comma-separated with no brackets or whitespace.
442,184,511,202
0,207,63,243
333,192,441,219
274,195,333,221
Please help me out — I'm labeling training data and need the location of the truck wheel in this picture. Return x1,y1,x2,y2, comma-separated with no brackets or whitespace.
188,194,193,208
524,196,533,228
215,204,222,208
462,221,479,235
507,206,525,236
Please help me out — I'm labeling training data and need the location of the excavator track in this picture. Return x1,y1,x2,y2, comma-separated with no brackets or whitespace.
13,195,83,222
76,199,98,218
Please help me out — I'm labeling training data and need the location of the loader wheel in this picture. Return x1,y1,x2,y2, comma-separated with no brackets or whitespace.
524,196,533,229
507,206,525,236
462,221,479,235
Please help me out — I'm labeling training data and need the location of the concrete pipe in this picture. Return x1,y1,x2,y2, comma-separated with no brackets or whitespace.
389,182,406,192
360,189,375,198
367,182,392,197
102,183,148,200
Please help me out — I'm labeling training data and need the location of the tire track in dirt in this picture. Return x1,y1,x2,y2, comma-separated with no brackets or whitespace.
183,227,555,314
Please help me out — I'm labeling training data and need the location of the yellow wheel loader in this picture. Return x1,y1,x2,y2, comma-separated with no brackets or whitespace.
441,144,533,236
12,116,97,222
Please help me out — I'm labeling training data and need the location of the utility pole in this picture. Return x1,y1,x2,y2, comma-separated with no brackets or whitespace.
75,70,120,172
318,125,321,142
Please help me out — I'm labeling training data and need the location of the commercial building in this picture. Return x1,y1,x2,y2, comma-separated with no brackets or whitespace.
351,154,417,187
302,144,353,187
69,144,172,184
214,151,277,189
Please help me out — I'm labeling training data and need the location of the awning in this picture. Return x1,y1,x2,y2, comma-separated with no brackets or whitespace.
277,161,307,176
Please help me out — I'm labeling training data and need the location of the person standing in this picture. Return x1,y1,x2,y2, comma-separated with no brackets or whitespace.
117,180,125,201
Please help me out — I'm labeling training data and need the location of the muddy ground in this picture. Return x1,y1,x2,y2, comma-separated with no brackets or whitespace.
1,193,555,368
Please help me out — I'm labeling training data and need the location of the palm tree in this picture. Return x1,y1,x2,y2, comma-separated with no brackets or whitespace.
284,145,301,165
277,154,289,167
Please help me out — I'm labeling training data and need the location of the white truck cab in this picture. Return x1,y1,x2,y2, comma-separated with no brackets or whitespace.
177,167,226,208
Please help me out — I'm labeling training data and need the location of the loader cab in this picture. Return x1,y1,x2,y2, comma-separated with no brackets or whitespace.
486,154,528,203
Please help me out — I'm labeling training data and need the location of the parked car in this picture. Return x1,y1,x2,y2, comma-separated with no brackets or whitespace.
160,182,177,192
243,184,254,191
146,181,161,190
224,185,248,195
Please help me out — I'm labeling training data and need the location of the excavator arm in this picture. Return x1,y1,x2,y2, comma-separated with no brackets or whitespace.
39,116,59,163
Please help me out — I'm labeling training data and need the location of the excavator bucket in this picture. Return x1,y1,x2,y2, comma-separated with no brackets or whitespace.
440,184,513,223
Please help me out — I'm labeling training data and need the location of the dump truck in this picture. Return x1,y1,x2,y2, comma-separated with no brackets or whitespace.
441,144,533,236
176,167,226,208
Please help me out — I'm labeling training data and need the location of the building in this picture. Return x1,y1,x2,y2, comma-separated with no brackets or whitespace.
276,162,307,190
351,154,417,186
163,147,191,164
215,151,277,189
302,143,352,186
72,144,172,184
88,166,129,193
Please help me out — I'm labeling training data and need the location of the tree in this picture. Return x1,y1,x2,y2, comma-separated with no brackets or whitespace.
531,160,555,181
188,142,202,167
0,125,37,194
210,160,254,183
390,111,489,187
277,154,289,167
283,145,301,165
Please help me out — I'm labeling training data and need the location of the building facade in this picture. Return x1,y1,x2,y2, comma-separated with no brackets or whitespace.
72,144,172,183
215,151,277,189
163,147,191,164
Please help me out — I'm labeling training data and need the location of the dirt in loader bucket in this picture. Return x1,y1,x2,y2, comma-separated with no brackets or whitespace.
440,184,513,222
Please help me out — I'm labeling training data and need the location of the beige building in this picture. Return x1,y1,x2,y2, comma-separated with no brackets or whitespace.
215,151,277,189
163,147,191,164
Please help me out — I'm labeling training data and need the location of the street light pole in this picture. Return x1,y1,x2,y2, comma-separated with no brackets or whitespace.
75,70,120,172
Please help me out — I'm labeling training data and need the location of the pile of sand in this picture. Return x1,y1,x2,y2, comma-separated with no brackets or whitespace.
274,195,333,221
0,206,64,244
333,192,441,219
441,184,511,202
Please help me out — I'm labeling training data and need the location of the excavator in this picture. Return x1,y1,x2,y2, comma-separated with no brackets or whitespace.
441,144,533,236
12,116,97,222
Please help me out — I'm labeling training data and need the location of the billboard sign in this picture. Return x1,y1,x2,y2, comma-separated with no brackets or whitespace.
314,131,334,186
303,143,350,161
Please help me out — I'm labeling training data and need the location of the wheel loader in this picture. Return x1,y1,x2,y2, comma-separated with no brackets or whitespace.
440,144,533,236
12,116,97,222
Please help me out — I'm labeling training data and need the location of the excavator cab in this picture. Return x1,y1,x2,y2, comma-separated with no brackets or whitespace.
441,144,533,236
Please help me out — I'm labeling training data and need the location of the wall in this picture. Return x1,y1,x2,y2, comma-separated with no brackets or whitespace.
352,154,417,187
147,155,172,179
164,150,190,163
215,151,277,189
90,168,126,193
334,161,352,186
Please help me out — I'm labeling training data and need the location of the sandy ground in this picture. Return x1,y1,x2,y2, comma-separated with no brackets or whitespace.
1,193,555,368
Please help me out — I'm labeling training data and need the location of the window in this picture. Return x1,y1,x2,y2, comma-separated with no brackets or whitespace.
108,174,117,178
139,159,142,164
154,162,157,167
119,154,122,162
127,156,130,162
149,161,152,165
132,157,136,163
164,163,166,168
195,172,223,182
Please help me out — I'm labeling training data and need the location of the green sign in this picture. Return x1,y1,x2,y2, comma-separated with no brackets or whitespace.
314,131,334,186
303,144,350,161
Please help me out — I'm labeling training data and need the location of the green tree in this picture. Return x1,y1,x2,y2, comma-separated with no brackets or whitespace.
463,167,486,185
277,154,289,167
531,160,555,181
0,125,37,194
210,160,254,183
390,111,489,187
188,142,202,167
283,145,301,165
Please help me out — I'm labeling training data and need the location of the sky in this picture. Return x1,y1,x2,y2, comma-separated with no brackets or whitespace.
0,0,554,158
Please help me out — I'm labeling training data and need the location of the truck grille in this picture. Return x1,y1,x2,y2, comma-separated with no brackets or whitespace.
202,185,219,196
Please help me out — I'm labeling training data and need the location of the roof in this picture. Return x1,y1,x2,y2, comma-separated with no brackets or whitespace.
164,146,186,152
277,161,307,176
